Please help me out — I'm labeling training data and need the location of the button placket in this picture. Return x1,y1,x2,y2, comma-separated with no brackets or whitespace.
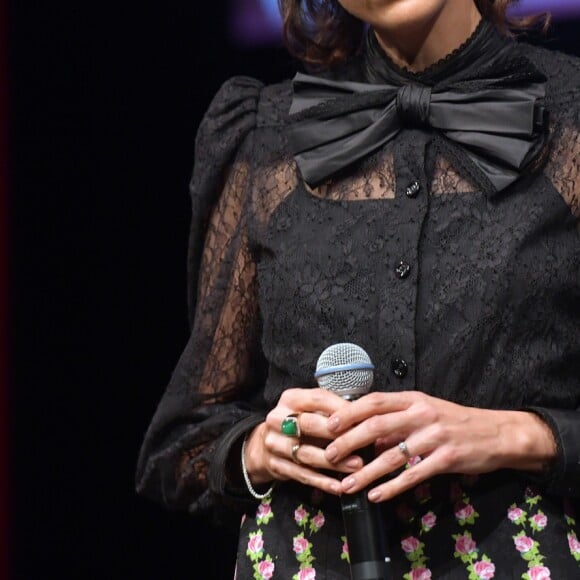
375,131,429,390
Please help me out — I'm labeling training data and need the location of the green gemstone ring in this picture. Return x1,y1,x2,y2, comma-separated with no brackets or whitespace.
280,414,301,437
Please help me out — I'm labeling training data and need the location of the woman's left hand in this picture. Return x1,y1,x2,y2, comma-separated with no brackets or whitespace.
323,391,557,503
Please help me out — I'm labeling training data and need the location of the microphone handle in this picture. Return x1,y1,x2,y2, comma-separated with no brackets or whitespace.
340,445,392,580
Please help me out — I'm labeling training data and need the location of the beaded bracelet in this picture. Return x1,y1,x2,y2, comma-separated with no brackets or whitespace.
241,433,275,500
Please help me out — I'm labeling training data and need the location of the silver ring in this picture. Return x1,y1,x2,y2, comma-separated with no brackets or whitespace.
291,443,303,465
398,440,411,459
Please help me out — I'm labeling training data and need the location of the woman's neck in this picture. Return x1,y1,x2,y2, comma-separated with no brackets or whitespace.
373,0,482,73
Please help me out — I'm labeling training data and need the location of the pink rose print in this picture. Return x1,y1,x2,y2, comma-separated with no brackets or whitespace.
341,535,350,564
568,533,580,554
294,506,308,525
421,512,437,531
257,503,272,519
528,565,551,580
258,560,275,579
508,507,524,522
473,560,495,579
401,536,421,554
410,567,432,579
293,537,309,555
248,534,264,555
531,513,548,529
455,534,477,555
513,535,534,553
312,513,325,529
455,502,475,521
297,567,316,580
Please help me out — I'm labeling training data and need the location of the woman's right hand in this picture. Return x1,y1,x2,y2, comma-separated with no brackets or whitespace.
243,388,364,496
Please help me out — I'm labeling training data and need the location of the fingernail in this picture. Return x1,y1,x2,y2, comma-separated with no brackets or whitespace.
330,483,341,495
326,446,338,462
368,489,380,502
343,477,355,490
328,417,340,432
345,457,360,469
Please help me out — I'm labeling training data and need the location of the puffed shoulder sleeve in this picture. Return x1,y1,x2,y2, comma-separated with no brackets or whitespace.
187,76,265,323
135,76,268,520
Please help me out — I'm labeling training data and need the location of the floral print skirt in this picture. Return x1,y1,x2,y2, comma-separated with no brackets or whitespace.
234,473,580,579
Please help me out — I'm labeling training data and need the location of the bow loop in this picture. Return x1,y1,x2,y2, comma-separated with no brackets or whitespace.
396,84,432,127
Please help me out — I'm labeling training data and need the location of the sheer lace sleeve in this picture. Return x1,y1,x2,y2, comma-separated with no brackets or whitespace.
544,83,580,225
135,77,268,518
529,82,580,496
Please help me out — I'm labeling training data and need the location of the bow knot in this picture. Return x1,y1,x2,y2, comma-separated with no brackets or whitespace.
396,84,432,127
287,67,549,194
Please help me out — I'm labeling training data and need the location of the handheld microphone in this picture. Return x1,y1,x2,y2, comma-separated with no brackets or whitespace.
315,343,392,580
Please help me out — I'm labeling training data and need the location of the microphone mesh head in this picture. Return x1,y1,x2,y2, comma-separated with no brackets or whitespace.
315,343,374,399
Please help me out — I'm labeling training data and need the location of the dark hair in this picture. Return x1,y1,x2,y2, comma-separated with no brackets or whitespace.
278,0,549,68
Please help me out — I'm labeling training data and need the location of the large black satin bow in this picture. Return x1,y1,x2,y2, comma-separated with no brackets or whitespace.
287,71,549,193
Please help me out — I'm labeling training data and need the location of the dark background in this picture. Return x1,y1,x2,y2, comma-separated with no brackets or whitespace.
6,2,580,578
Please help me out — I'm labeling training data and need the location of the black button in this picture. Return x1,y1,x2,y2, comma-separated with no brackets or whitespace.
391,358,408,378
395,261,411,279
405,180,420,198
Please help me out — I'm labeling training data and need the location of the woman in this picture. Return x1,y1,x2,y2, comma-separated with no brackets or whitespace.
136,0,580,577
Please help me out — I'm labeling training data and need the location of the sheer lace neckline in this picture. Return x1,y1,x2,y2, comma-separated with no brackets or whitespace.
363,18,510,86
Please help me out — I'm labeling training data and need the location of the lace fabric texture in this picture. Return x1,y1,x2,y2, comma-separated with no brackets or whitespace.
135,33,580,522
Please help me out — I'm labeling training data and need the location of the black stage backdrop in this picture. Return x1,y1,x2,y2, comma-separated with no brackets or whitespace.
7,2,580,578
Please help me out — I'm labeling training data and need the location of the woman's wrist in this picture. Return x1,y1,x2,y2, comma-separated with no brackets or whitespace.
496,410,558,473
241,433,275,499
244,423,274,486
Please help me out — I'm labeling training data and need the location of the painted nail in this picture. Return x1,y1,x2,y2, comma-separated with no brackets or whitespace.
328,417,340,431
343,477,355,490
326,446,338,462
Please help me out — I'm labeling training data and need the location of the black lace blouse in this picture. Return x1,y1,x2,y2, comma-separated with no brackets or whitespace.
136,19,580,578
